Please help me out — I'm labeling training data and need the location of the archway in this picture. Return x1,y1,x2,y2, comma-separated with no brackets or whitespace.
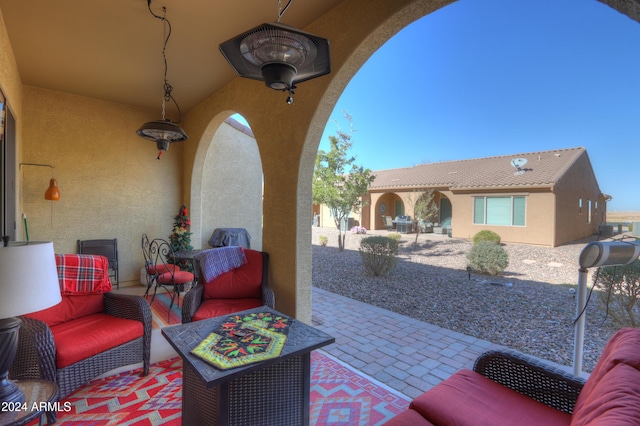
182,0,640,322
190,114,263,251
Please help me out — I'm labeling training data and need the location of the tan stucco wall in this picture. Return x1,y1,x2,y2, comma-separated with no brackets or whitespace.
199,119,263,251
21,86,182,285
553,151,605,245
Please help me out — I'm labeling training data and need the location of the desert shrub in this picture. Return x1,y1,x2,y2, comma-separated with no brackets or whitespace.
472,230,501,245
387,233,402,242
467,241,509,275
319,235,328,247
359,236,399,277
595,260,640,327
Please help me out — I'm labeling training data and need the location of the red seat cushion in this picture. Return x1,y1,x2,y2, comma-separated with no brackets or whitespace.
50,313,143,368
203,249,262,300
157,270,194,285
24,294,105,327
383,409,435,425
410,369,571,426
192,298,264,321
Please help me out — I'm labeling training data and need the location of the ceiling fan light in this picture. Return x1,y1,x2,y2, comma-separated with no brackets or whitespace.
136,119,189,143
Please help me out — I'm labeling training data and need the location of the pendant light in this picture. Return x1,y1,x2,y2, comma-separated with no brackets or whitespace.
45,178,60,201
19,163,61,201
219,0,331,104
136,0,188,159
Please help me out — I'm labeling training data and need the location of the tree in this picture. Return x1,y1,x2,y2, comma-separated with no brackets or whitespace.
412,189,439,243
312,118,375,251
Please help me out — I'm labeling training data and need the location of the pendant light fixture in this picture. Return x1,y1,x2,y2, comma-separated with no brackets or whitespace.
219,0,331,104
136,0,188,159
19,163,61,201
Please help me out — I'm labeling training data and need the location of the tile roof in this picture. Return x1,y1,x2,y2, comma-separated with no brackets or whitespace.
370,147,587,190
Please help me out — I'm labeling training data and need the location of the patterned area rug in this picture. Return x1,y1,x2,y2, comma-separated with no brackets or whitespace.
29,352,409,425
146,291,182,328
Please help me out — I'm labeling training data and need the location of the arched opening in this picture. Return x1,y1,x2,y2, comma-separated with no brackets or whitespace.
190,113,263,251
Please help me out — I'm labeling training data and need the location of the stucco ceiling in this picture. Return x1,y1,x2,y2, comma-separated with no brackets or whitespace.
0,0,345,114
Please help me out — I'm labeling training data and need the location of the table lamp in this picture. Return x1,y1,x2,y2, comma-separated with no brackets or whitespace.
0,238,62,404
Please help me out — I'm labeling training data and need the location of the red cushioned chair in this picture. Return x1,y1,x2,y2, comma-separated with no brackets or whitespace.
142,233,181,303
181,249,275,323
9,254,151,422
145,237,194,322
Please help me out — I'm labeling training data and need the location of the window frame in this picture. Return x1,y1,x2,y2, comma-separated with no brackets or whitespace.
473,195,527,227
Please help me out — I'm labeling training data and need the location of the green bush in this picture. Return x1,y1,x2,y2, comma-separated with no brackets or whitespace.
359,236,399,277
319,235,328,247
467,241,509,276
595,260,640,327
387,233,401,242
472,230,501,245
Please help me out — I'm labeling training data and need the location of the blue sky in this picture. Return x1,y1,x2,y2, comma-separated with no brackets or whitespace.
316,0,640,212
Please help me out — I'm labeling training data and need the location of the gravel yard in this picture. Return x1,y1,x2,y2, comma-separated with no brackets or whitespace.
312,227,623,372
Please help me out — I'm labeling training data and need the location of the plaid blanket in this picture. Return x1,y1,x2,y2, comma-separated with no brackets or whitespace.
55,254,112,295
194,246,247,283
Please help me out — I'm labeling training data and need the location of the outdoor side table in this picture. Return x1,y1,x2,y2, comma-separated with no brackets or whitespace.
0,380,58,426
162,306,334,426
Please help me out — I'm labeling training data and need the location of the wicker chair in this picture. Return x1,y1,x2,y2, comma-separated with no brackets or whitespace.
11,293,151,394
182,249,275,323
9,255,151,422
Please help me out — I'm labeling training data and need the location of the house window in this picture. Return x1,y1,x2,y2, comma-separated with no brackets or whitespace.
473,196,526,226
579,198,583,214
588,200,592,223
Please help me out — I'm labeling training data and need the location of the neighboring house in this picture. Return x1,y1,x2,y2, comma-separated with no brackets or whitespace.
315,147,608,247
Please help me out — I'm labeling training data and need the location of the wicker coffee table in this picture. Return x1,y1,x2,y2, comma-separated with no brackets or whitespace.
162,306,334,426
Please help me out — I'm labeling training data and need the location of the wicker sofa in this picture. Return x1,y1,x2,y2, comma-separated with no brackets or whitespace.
386,328,640,426
385,327,640,425
9,254,151,404
182,248,275,323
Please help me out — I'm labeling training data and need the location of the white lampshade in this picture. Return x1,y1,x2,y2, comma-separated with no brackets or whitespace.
0,241,61,318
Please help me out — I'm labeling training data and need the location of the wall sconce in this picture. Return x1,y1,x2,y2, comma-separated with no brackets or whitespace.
19,163,61,201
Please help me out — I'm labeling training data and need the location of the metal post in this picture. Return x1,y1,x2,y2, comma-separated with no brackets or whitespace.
573,267,588,376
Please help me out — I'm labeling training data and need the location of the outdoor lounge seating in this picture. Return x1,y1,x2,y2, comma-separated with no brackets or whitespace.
9,254,151,420
383,215,394,231
182,248,275,323
385,327,640,425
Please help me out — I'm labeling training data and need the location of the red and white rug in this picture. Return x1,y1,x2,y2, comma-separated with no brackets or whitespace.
146,292,182,328
31,351,409,425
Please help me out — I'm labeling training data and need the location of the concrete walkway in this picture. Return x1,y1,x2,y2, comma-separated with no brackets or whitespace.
312,287,505,399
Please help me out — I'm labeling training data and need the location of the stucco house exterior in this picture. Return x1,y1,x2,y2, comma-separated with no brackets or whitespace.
315,147,608,247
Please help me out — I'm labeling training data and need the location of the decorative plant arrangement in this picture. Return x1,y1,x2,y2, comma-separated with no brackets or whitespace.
169,204,193,272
